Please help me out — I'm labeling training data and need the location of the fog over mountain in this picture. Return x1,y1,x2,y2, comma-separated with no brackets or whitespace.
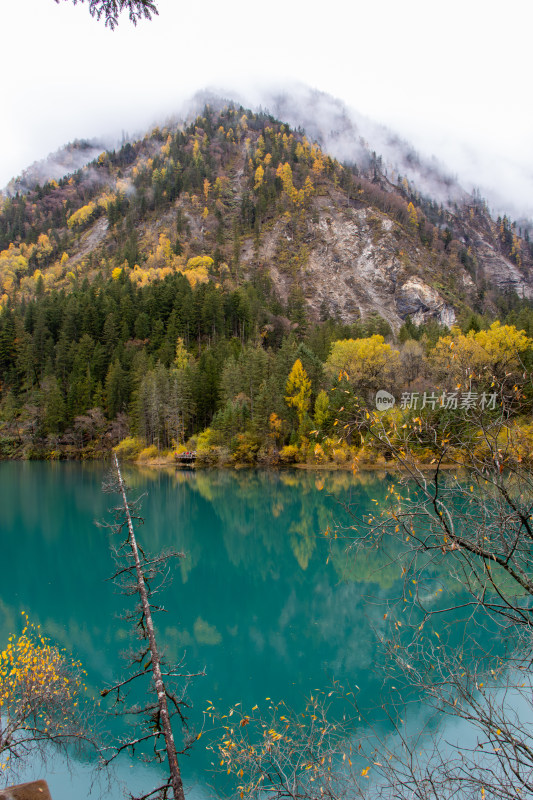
4,139,111,197
4,84,532,227
186,86,468,207
187,84,533,222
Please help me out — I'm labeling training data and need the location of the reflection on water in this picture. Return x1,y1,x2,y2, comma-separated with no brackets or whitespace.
0,462,444,798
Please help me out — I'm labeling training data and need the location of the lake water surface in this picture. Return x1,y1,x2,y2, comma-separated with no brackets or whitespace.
0,462,420,799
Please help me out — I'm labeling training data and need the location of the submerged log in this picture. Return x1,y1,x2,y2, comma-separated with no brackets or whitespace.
0,780,52,800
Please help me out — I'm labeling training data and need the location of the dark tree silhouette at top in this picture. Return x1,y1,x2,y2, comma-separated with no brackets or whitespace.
55,0,158,29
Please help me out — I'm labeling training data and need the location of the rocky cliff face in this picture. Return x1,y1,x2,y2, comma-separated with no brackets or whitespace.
242,200,475,330
465,227,533,300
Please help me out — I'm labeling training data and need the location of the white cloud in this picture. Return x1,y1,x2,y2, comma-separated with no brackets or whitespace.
2,0,532,218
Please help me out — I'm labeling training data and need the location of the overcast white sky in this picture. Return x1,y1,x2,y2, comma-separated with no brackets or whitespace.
3,0,533,217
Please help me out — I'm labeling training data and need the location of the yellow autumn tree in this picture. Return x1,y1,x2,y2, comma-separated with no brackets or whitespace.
269,412,283,446
174,337,192,370
276,162,298,204
161,134,172,158
213,176,230,200
145,233,175,270
254,134,265,160
325,336,400,392
203,178,211,204
185,255,214,272
511,233,522,267
312,153,325,176
431,321,533,387
67,201,98,228
0,617,88,773
254,164,265,191
276,163,313,206
407,202,418,230
285,359,311,429
35,233,53,266
303,175,314,201
181,255,212,287
0,245,29,296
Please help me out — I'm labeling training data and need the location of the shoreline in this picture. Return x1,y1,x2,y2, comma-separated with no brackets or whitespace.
0,438,461,473
126,457,460,472
0,449,460,472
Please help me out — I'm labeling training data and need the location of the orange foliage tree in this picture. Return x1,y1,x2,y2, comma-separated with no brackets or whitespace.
0,616,90,777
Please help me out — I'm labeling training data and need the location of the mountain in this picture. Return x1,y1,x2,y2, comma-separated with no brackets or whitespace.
2,99,533,462
1,97,532,330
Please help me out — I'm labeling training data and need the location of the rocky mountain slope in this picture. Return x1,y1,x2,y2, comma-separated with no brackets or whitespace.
1,101,531,330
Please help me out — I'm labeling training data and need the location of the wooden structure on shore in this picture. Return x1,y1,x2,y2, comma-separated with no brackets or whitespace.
174,451,197,466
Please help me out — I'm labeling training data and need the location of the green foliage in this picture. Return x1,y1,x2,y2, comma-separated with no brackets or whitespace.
398,314,420,342
313,390,330,431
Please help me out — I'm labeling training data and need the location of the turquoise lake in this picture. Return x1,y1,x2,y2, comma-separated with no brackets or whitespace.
0,461,419,799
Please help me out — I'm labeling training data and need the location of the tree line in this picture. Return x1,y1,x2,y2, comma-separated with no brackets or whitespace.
2,262,533,464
